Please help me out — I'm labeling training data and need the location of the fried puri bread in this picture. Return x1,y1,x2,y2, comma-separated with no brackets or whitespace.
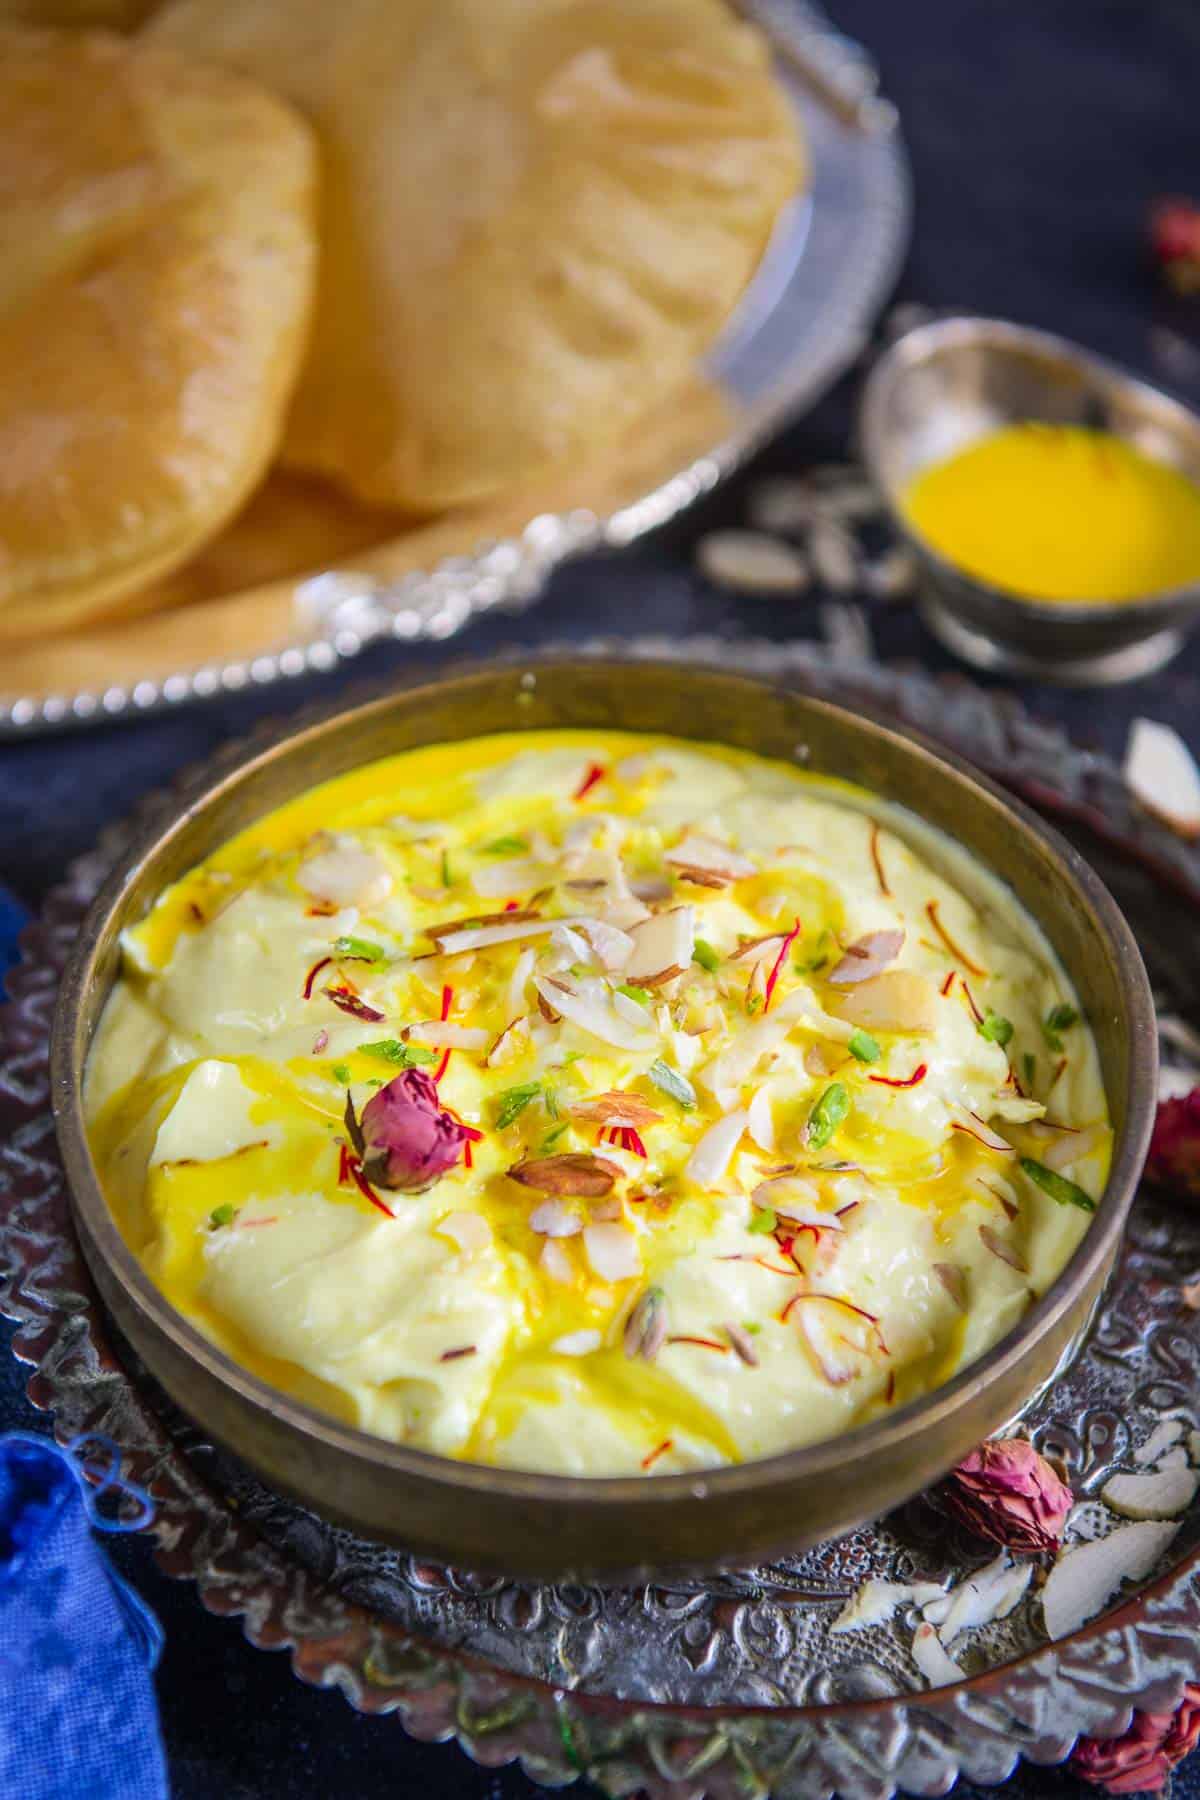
0,28,317,639
148,0,803,513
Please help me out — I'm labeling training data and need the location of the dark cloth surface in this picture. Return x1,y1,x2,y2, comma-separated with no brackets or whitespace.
3,1,1200,1793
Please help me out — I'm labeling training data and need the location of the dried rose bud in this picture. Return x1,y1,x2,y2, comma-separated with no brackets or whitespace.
943,1437,1073,1554
1149,196,1200,294
359,1069,470,1192
1072,1684,1200,1793
1144,1088,1200,1199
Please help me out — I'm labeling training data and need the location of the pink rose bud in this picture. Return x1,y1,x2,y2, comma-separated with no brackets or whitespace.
1149,197,1200,295
943,1437,1073,1554
1072,1684,1200,1793
1144,1089,1200,1200
359,1068,470,1192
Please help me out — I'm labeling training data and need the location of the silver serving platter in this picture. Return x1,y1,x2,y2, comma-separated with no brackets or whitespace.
0,3,910,739
5,638,1200,1800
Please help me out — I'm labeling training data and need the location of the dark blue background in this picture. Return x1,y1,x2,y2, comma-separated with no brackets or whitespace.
4,2,1200,1792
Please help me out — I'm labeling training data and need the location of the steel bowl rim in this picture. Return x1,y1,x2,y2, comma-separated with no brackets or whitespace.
50,654,1157,1516
860,312,1200,623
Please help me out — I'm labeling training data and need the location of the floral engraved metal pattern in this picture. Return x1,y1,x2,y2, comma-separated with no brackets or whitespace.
4,642,1200,1800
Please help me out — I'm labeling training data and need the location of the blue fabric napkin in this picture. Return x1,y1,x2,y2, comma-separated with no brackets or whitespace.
0,1432,168,1800
0,881,28,987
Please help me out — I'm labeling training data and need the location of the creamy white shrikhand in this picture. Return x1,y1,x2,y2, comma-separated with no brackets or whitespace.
85,729,1110,1476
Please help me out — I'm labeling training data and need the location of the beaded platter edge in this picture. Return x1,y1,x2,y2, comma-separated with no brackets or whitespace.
3,638,1200,1800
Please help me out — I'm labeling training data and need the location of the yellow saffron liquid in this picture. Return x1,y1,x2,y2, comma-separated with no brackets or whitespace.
902,423,1200,603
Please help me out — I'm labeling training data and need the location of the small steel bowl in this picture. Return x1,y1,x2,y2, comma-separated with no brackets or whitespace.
860,316,1200,685
49,658,1156,1581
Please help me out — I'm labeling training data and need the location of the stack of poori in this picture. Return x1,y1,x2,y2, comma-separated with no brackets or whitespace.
0,1,804,644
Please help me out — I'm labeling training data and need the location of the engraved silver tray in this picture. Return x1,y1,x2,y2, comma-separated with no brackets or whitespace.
5,640,1200,1800
0,2,909,739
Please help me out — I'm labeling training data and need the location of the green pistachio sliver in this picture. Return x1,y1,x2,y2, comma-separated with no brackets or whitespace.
540,1121,570,1152
441,849,453,887
209,1203,236,1230
1022,1052,1036,1089
331,1061,351,1084
616,983,653,1006
806,1082,849,1150
496,1082,542,1130
1041,1002,1079,1052
332,934,386,963
847,1028,881,1064
482,835,528,855
978,1011,1014,1047
692,938,720,973
748,1206,777,1235
648,1058,696,1110
358,1038,436,1068
1020,1156,1096,1212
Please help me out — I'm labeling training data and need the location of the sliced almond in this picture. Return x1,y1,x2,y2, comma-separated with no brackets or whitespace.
1101,1467,1199,1520
729,932,788,966
487,1016,530,1067
1042,1121,1107,1173
831,1579,946,1633
1134,1420,1186,1465
911,1622,964,1689
979,1225,1028,1273
1125,717,1200,839
827,928,905,986
827,970,938,1035
685,1110,748,1188
624,907,695,983
406,1022,489,1050
570,1091,663,1128
665,834,756,884
508,1154,621,1197
930,1554,1032,1644
933,1262,967,1310
723,1321,760,1367
1041,1521,1180,1639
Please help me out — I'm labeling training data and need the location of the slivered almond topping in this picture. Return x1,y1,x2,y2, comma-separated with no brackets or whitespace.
729,932,788,966
979,1225,1028,1272
639,963,686,988
933,1262,967,1310
723,1322,760,1367
570,1091,664,1127
669,864,731,889
427,906,541,940
827,929,905,986
486,1016,529,1066
665,834,756,884
537,990,562,1023
624,907,695,983
508,1153,621,1197
828,970,938,1035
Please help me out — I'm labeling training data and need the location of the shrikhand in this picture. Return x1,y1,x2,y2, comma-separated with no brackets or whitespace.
84,729,1110,1477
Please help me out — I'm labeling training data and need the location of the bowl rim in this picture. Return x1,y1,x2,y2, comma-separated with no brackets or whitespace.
859,312,1200,621
49,655,1158,1511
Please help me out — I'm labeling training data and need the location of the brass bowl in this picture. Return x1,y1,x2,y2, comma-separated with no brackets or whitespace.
49,657,1157,1581
859,316,1200,685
